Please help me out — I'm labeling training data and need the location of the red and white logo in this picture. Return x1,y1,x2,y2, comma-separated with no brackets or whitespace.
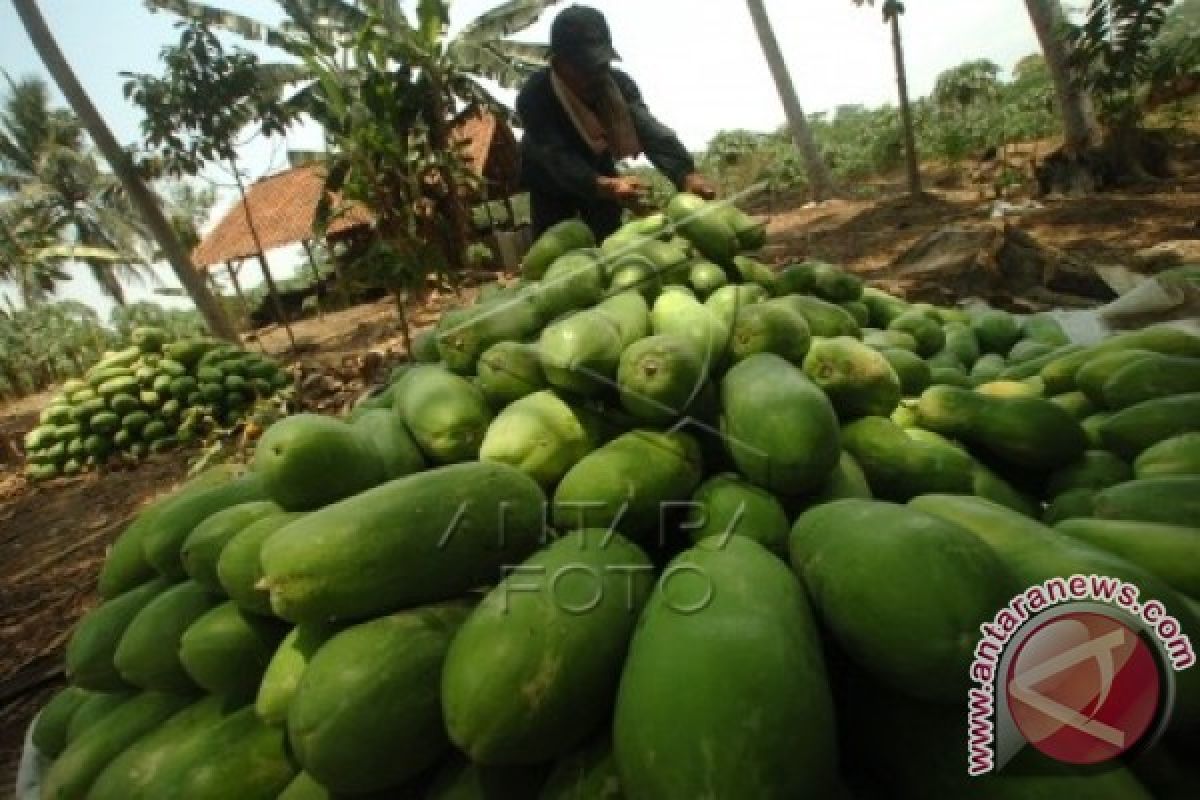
1005,611,1163,765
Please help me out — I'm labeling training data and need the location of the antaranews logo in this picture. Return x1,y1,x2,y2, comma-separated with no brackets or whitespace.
967,574,1196,776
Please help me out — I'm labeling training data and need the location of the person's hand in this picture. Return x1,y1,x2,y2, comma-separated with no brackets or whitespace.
597,176,648,207
683,172,717,200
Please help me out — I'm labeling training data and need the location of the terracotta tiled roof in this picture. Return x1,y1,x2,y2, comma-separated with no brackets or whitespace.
192,112,520,269
192,163,373,268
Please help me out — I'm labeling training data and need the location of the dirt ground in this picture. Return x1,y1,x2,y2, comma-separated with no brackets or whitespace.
3,152,1200,790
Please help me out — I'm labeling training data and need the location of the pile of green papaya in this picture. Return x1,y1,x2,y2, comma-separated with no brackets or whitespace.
23,328,292,481
28,195,1200,799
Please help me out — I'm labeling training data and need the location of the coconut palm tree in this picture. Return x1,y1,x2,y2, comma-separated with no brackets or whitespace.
854,0,922,196
0,73,154,304
744,0,837,200
10,0,239,339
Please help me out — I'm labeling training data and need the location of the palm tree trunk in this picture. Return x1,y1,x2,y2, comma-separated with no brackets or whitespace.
11,0,238,342
745,0,837,200
889,12,922,197
1023,0,1100,154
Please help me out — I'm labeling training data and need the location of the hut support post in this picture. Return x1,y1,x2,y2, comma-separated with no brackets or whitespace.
302,239,325,319
256,251,297,352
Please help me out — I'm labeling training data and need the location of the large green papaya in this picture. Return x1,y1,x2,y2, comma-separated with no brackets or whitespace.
841,416,974,501
523,219,595,281
216,512,303,616
909,494,1200,727
720,205,768,251
552,431,704,542
666,193,738,265
99,465,248,598
86,695,235,800
260,462,546,623
704,284,769,328
617,334,707,424
534,251,606,319
606,255,661,300
65,692,133,745
861,287,910,328
810,261,863,303
395,366,494,464
349,409,426,480
114,581,221,692
613,536,838,799
1045,450,1133,497
720,354,841,494
479,390,603,489
803,336,902,419
650,290,730,373
970,309,1021,355
180,501,282,590
596,291,651,349
443,531,654,764
288,604,470,794
1022,313,1070,346
1135,432,1200,478
916,386,1088,470
256,624,339,727
1102,353,1200,409
1056,518,1200,597
777,294,861,339
538,310,625,396
790,499,1010,702
1092,476,1200,527
476,341,547,408
687,260,728,299
727,297,811,365
252,414,386,511
1098,393,1200,458
31,687,88,759
65,577,172,691
180,601,289,701
686,472,790,554
435,293,543,374
42,692,191,800
140,473,270,578
166,706,297,800
1074,348,1156,404
881,347,933,395
1041,325,1200,394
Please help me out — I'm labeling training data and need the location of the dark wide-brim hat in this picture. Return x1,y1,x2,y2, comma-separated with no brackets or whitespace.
551,5,621,71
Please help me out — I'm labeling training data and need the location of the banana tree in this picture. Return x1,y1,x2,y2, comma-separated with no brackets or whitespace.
143,0,563,285
142,0,562,112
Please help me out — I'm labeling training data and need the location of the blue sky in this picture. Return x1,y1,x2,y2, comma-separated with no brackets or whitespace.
0,0,1044,319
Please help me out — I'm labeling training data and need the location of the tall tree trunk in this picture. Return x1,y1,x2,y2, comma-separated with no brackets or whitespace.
228,153,295,350
12,0,237,341
1023,0,1100,154
745,0,837,200
889,11,922,197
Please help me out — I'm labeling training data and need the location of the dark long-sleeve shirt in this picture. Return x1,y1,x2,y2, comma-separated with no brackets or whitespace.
516,67,695,201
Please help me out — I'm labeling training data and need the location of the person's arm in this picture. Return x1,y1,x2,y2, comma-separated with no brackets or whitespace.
615,72,697,190
517,78,604,200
